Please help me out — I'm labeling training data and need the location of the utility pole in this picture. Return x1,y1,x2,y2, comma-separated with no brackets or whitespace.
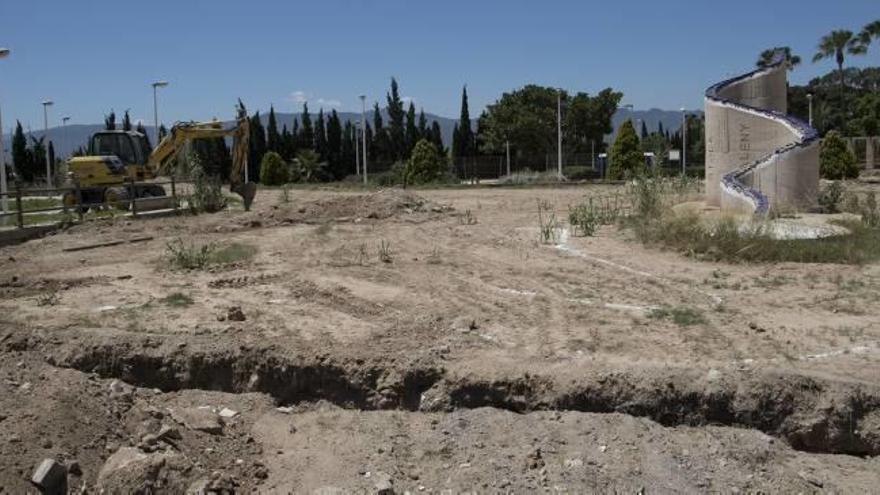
61,116,70,158
557,90,562,180
680,108,687,176
42,100,54,188
354,121,360,176
151,81,169,145
0,47,9,215
505,140,510,176
360,95,367,185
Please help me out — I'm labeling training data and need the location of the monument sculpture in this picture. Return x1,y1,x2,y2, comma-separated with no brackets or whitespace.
704,51,819,214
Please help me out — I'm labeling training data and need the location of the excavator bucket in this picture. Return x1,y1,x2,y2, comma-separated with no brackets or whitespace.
233,182,257,211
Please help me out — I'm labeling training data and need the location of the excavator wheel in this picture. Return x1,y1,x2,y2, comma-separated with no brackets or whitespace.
62,191,88,214
104,187,131,210
232,182,257,211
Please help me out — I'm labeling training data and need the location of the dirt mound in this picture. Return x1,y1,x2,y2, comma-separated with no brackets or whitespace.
266,189,450,226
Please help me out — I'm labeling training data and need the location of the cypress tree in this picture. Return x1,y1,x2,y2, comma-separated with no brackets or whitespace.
159,124,168,140
386,78,406,161
267,105,281,153
315,109,327,159
136,122,152,148
418,109,428,139
248,112,267,175
456,86,473,157
122,111,132,131
104,111,116,131
341,120,355,176
291,118,300,157
658,121,665,137
451,123,460,158
326,110,344,179
372,102,388,162
12,121,31,182
640,120,648,139
405,102,418,156
48,141,56,178
431,121,444,154
299,103,314,150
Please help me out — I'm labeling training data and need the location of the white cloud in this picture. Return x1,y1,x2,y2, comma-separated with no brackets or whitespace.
286,90,309,103
317,98,342,108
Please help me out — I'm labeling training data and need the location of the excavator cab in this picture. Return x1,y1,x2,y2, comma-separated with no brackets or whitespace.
87,131,154,180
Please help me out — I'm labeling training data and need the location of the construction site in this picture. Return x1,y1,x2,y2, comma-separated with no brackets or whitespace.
1,172,880,492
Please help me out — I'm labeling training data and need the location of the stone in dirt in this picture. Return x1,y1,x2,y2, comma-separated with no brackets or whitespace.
31,458,67,495
108,379,134,400
170,407,223,434
226,306,246,322
218,407,239,419
98,447,189,494
374,471,394,494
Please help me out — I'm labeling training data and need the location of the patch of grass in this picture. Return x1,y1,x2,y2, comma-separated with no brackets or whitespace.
537,199,559,244
631,210,880,265
160,292,194,307
650,306,707,326
165,239,256,270
459,209,478,225
377,240,393,263
21,196,63,209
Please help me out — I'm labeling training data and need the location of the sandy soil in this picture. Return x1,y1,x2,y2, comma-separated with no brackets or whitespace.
1,184,879,493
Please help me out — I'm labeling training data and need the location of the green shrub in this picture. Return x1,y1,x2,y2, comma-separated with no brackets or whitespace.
608,120,644,180
568,203,599,236
291,149,328,183
405,139,447,185
820,131,859,180
187,153,227,213
562,166,599,181
260,151,289,186
165,239,257,270
818,181,844,213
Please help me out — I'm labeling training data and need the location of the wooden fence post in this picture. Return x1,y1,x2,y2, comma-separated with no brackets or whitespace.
74,179,84,223
170,176,178,213
128,177,138,217
14,183,23,229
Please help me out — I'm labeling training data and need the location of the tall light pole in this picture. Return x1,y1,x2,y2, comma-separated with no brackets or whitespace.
680,108,687,176
42,100,54,188
151,80,169,145
354,121,360,176
557,90,563,180
61,116,70,158
806,93,814,128
0,47,10,215
359,95,367,185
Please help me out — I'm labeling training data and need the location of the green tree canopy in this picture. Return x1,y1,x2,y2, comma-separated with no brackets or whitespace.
812,30,867,89
608,120,643,180
405,139,447,185
819,130,859,179
756,47,801,71
259,151,288,185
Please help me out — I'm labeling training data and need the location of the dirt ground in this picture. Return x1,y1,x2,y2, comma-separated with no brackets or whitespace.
2,184,880,493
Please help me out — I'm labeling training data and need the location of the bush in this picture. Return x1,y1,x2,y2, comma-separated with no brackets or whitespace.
405,139,447,185
820,131,859,180
260,151,289,185
818,181,844,213
165,239,256,270
291,149,328,183
562,166,600,181
188,153,227,213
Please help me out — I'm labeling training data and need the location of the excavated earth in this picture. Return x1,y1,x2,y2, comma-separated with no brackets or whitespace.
2,186,880,493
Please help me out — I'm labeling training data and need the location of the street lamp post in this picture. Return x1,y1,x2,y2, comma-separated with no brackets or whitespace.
61,116,70,158
680,108,687,176
354,121,360,176
359,95,367,185
42,100,54,188
807,93,814,128
0,47,10,215
557,90,563,180
151,81,169,145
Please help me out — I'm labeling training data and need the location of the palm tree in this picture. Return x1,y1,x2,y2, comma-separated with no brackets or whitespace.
756,47,801,71
859,20,880,48
812,30,867,89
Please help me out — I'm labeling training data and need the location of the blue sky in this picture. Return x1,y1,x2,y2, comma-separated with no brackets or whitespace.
1,0,879,131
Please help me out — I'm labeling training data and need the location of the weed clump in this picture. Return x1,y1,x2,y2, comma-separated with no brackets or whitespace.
165,239,256,270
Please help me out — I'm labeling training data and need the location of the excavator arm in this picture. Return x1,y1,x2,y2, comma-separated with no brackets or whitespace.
149,101,255,210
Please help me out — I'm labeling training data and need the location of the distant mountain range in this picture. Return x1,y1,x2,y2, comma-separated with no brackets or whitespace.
2,108,699,161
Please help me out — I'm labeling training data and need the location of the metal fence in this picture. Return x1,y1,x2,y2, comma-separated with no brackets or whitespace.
0,177,182,230
453,153,600,180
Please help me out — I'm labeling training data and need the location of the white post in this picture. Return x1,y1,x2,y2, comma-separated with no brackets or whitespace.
360,95,367,185
42,100,53,188
505,140,510,176
61,116,70,159
0,102,6,214
681,108,687,176
557,90,562,179
807,93,813,128
354,122,360,176
0,47,8,214
151,81,168,146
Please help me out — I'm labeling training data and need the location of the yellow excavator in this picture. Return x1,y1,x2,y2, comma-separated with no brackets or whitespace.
63,101,256,211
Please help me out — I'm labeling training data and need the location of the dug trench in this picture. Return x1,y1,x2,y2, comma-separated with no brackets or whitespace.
19,328,879,459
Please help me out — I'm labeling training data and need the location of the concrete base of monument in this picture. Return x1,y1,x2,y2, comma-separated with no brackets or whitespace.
672,201,855,240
